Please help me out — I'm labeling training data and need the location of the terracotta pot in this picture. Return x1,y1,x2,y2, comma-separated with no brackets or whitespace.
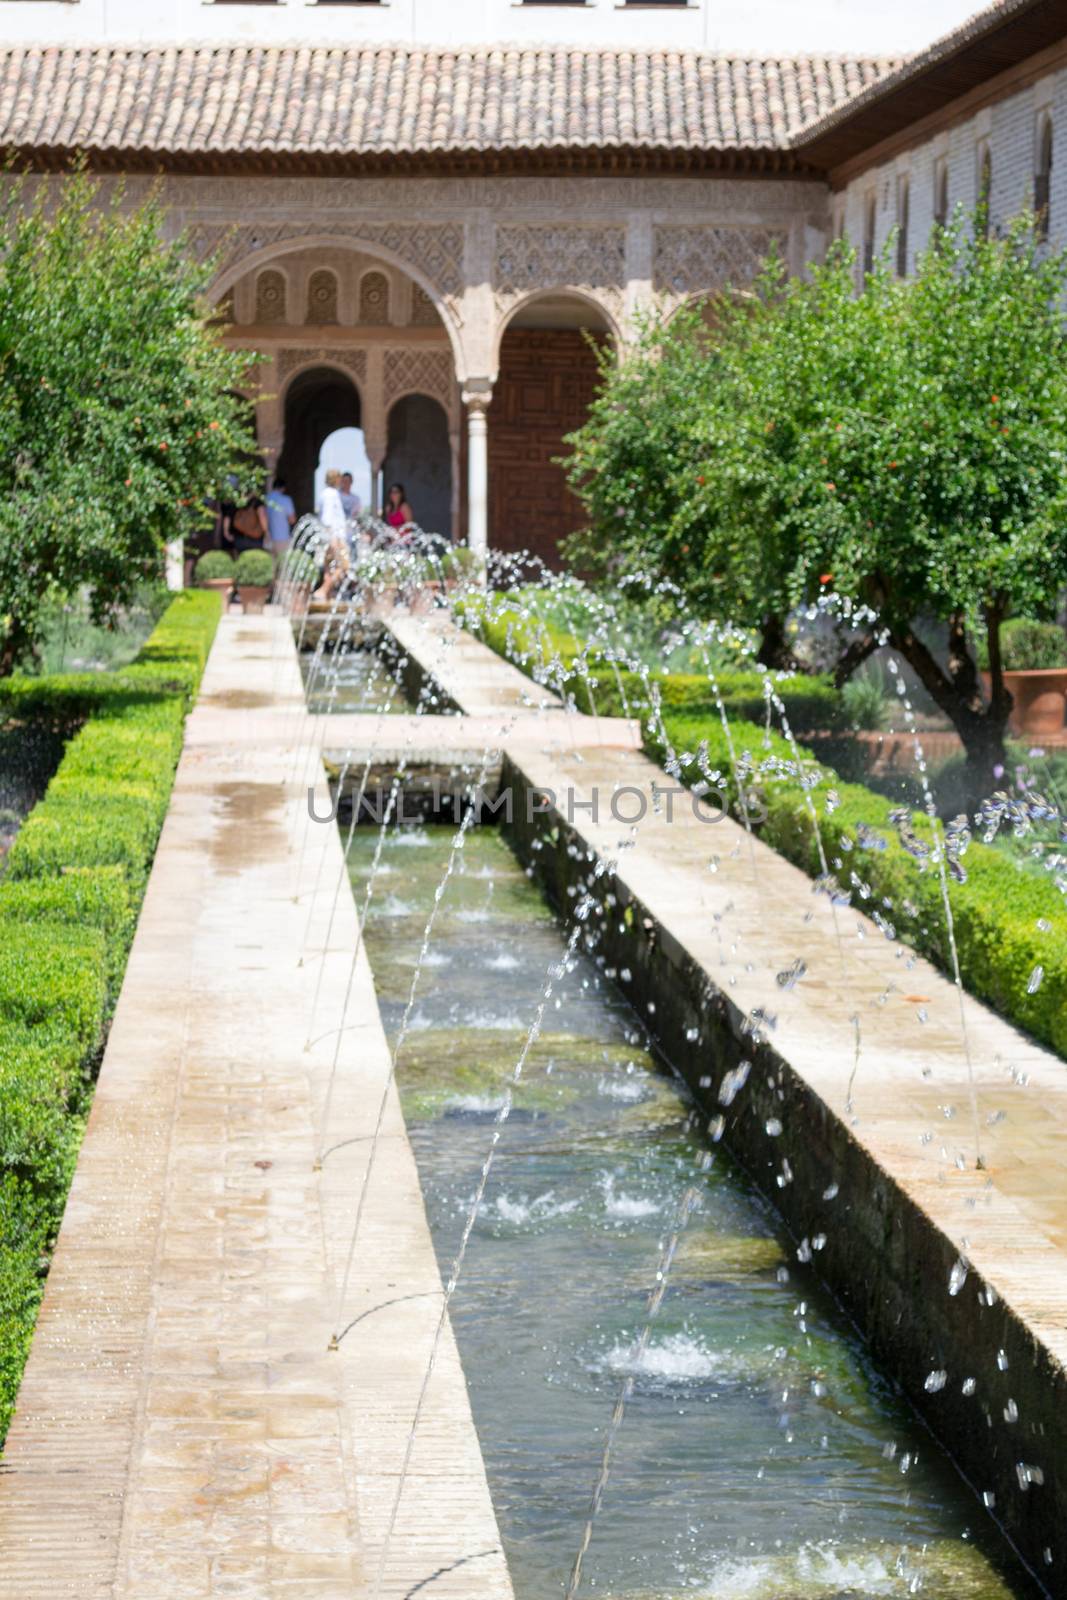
982,668,1067,736
239,584,272,615
198,576,235,598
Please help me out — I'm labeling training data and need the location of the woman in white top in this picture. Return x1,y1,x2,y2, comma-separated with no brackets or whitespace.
313,470,351,600
318,468,347,536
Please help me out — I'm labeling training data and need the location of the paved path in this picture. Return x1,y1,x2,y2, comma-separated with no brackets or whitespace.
0,613,513,1600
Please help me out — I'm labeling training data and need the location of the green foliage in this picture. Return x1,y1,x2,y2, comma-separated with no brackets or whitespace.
234,549,274,587
841,664,891,731
441,545,483,581
979,618,1067,671
565,215,1067,786
0,590,219,1441
0,870,132,989
563,304,728,602
195,550,236,583
0,173,258,674
22,583,170,677
650,708,1067,1056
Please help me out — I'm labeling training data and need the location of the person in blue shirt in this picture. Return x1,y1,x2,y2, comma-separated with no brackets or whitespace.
265,478,296,561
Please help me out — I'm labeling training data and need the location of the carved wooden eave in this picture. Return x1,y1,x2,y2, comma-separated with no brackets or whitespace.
795,0,1067,181
0,142,825,182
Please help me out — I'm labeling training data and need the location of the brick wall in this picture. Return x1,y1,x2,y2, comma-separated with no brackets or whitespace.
488,327,603,569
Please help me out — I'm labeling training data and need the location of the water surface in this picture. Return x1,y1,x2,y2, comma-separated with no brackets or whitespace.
299,645,410,714
351,824,1032,1600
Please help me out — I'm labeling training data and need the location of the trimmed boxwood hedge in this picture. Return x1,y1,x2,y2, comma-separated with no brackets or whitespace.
459,595,1067,1058
0,589,220,1442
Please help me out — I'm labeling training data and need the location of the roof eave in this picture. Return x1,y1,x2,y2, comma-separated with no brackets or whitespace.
791,0,1067,172
1,141,823,180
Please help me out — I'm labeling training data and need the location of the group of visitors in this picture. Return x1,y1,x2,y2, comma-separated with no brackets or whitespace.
317,472,413,536
312,473,417,601
208,470,418,604
216,477,296,564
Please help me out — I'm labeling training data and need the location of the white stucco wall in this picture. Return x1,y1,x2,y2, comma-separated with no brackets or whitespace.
0,0,983,54
837,59,1067,273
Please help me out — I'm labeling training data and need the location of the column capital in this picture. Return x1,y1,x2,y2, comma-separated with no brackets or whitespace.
461,379,494,413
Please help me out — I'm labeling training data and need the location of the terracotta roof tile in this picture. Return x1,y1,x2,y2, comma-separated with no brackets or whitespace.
0,42,901,162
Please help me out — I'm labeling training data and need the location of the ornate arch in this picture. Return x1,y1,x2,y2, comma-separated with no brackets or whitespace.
196,228,466,374
277,349,367,406
384,348,458,423
491,287,621,376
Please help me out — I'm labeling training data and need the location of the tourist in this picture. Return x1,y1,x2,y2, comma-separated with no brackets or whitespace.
265,477,296,560
339,472,361,520
230,491,268,553
313,470,351,601
384,483,415,537
318,469,347,538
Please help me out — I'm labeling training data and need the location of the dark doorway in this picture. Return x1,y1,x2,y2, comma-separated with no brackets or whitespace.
385,395,453,539
276,366,362,515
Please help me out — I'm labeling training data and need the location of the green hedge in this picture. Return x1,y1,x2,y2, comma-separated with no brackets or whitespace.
652,712,1067,1057
0,589,220,1442
458,593,844,734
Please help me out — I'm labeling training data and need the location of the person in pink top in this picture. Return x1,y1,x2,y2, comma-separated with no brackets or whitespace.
384,483,415,534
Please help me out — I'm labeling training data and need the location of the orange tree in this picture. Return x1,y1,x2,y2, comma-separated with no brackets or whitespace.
566,216,1067,796
0,174,257,674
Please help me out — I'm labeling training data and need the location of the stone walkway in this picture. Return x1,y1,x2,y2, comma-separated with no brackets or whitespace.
0,614,513,1600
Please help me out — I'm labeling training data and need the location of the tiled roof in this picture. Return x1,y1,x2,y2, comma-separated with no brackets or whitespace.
0,44,899,164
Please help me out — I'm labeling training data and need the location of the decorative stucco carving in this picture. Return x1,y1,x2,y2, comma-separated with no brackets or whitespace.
306,269,339,325
359,270,390,326
168,172,821,221
255,268,287,324
493,225,626,317
652,225,788,297
384,348,455,412
189,221,465,301
276,348,368,387
410,283,440,326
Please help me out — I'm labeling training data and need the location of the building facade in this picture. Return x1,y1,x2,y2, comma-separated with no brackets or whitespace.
0,0,1063,559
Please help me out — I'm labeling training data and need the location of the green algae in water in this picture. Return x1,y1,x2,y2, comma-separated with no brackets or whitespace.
608,1536,1019,1598
348,822,1033,1600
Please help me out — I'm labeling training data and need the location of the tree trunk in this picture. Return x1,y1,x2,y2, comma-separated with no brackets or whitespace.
832,632,879,688
757,612,805,673
888,622,1011,803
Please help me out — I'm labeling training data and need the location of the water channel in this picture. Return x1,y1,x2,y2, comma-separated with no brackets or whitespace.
347,818,1031,1600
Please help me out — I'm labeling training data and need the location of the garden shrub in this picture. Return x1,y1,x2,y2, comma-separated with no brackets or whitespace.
0,870,132,989
195,550,235,584
0,588,220,1442
978,618,1067,672
234,549,274,587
